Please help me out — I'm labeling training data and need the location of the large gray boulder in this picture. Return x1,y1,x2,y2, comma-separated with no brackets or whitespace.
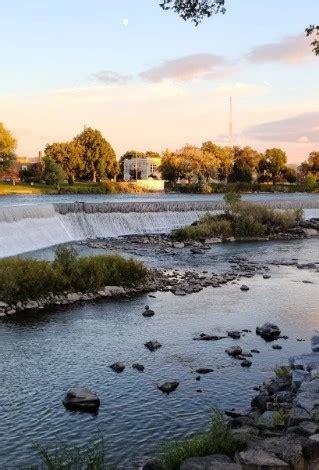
62,387,100,412
256,323,281,341
235,449,289,468
312,335,319,353
181,454,240,470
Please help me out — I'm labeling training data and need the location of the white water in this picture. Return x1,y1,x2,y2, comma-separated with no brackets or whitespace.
0,203,204,258
0,201,319,258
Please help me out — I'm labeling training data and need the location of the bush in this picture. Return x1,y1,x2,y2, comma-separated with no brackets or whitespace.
160,410,243,470
0,248,148,303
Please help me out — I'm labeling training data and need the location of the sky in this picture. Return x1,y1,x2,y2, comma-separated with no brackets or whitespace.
0,0,318,163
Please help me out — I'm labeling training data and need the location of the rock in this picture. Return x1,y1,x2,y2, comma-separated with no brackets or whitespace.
251,393,269,412
144,340,162,351
259,411,277,429
62,387,100,412
235,449,289,469
142,306,155,317
25,300,39,309
158,381,179,394
181,455,240,470
290,353,319,372
300,379,319,394
310,433,319,442
231,426,259,444
173,242,185,248
191,248,204,255
196,368,214,374
272,344,283,350
292,370,311,389
6,308,16,315
297,421,318,436
286,407,312,427
67,292,81,302
274,391,295,404
110,362,125,373
132,363,144,372
256,323,281,341
240,285,250,291
194,334,225,341
225,409,251,419
251,349,260,354
241,360,252,368
294,391,319,412
263,274,271,279
228,331,241,339
254,435,307,469
174,288,186,296
225,346,242,357
312,335,319,353
0,301,9,308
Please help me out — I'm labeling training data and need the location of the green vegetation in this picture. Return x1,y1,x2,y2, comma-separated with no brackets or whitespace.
0,247,148,303
33,437,114,470
173,194,302,241
160,410,243,470
0,122,17,172
275,366,292,379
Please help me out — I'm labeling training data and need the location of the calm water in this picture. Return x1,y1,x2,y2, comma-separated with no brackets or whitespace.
1,238,319,467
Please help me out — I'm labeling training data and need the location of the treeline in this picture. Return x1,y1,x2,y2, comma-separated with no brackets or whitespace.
160,143,319,191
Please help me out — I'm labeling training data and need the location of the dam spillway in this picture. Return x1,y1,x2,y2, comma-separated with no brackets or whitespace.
1,198,319,258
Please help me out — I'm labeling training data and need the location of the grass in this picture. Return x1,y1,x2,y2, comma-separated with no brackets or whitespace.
0,247,148,303
30,437,115,470
160,410,243,470
274,365,291,379
173,195,302,242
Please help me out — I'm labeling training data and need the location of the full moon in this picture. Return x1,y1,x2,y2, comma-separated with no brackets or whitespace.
122,18,129,27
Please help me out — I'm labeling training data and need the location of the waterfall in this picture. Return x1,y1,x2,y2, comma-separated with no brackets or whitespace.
0,199,319,258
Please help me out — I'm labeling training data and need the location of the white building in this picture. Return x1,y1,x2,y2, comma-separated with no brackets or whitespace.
123,157,162,181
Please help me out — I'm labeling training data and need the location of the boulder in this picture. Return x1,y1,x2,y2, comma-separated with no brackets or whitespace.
225,346,242,357
263,274,271,279
256,323,281,341
228,331,241,339
158,381,179,394
66,293,81,302
312,336,319,353
63,387,100,412
174,288,187,296
0,301,9,308
297,421,318,436
235,449,289,469
293,392,319,413
253,435,307,469
251,393,269,412
25,300,39,309
292,370,311,389
181,455,240,470
286,407,312,427
110,362,125,373
290,353,319,372
142,306,155,317
241,360,252,368
194,333,225,341
132,363,145,372
144,340,162,351
240,285,250,291
272,344,283,350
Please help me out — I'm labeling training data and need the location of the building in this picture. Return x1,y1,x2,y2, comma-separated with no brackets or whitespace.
123,156,162,181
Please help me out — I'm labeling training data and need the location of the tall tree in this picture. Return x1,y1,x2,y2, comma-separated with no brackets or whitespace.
229,146,262,183
45,141,83,184
201,141,233,181
74,127,119,182
0,123,17,171
42,156,66,187
263,148,287,184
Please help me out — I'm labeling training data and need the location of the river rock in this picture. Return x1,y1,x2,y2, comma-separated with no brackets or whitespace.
142,306,155,317
181,455,240,470
263,274,271,279
297,420,318,436
158,381,179,394
292,370,311,389
240,285,250,291
196,368,214,374
225,346,242,357
132,363,145,372
144,340,162,351
0,301,8,308
311,335,319,353
272,344,283,350
235,449,289,468
67,292,81,302
174,288,186,296
256,323,281,341
251,393,269,412
110,362,125,373
173,242,185,248
25,300,39,309
62,387,100,412
228,331,241,339
241,359,252,367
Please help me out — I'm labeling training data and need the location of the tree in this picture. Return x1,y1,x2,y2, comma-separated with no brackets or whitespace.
45,141,83,184
0,123,17,171
282,167,297,184
262,148,287,185
229,146,262,183
306,25,319,56
74,127,119,182
201,141,233,181
42,156,65,187
308,151,319,178
160,150,181,185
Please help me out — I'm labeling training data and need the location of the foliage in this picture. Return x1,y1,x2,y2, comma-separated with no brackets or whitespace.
306,25,319,55
0,248,148,303
0,122,17,171
160,410,242,470
229,146,262,183
74,127,119,182
42,156,66,187
275,366,291,379
259,148,287,184
172,199,301,241
33,436,114,470
45,141,83,184
160,0,226,24
304,173,318,191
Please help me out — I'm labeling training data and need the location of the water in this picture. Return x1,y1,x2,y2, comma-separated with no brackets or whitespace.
0,238,319,467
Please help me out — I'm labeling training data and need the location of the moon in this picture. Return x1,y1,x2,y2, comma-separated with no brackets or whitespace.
122,18,129,27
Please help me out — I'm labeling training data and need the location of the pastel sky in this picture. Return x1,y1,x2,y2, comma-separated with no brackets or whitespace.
1,0,318,163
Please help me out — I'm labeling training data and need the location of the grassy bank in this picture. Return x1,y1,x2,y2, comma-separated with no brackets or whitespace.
173,194,303,242
0,181,147,195
172,181,319,194
0,247,148,303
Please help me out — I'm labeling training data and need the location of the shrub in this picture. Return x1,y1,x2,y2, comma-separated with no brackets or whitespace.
0,248,148,303
160,410,243,470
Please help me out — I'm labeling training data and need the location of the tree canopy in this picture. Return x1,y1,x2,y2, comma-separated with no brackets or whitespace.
0,123,17,171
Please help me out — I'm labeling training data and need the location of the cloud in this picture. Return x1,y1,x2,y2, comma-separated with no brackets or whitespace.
91,70,133,84
140,53,233,82
246,33,312,65
244,112,319,143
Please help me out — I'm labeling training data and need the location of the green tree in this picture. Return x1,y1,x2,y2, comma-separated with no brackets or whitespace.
308,150,319,179
160,149,181,185
45,141,83,184
74,127,119,182
0,123,17,171
263,148,287,185
201,141,233,181
42,156,66,187
282,167,297,184
229,146,261,183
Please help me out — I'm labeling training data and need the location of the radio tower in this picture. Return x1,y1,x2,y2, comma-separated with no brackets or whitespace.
229,96,233,147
